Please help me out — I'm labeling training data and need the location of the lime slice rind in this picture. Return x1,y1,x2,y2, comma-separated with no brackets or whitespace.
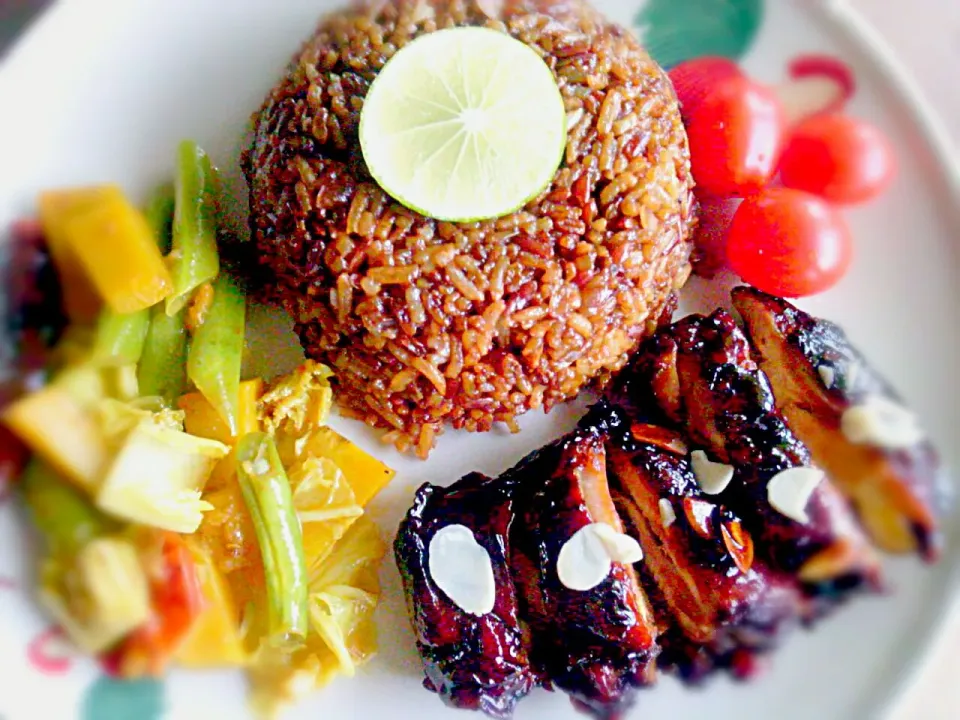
360,26,567,223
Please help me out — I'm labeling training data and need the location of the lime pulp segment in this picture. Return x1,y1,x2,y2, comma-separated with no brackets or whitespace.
359,26,568,223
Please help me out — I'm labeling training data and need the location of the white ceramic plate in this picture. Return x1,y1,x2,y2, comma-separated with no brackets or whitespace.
1,1,959,719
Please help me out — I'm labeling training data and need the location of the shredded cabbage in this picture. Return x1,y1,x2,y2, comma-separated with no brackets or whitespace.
258,361,333,437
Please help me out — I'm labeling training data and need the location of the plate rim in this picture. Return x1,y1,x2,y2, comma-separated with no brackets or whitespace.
1,1,959,718
812,1,960,718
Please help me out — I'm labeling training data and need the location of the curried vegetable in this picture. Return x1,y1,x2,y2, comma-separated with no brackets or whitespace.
138,305,189,403
91,308,150,367
95,420,227,533
40,536,152,653
112,533,207,677
167,141,221,316
136,189,188,402
175,537,248,668
20,461,117,556
50,186,173,313
3,366,110,491
259,362,395,507
37,188,104,323
259,361,333,438
144,183,176,254
237,432,309,649
186,273,246,436
12,141,394,715
289,456,363,575
181,378,262,446
290,428,394,508
250,515,385,716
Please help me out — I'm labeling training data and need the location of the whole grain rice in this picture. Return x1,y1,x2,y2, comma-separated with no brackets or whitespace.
243,0,697,457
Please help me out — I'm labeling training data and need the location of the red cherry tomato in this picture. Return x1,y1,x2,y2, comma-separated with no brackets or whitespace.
668,57,742,121
107,533,206,677
686,76,788,198
726,187,853,297
779,113,897,204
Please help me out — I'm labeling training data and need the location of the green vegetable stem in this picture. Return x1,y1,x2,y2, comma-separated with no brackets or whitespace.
137,186,188,402
236,432,308,648
91,308,150,366
137,306,188,402
144,182,175,255
19,461,117,557
186,273,245,435
166,141,220,316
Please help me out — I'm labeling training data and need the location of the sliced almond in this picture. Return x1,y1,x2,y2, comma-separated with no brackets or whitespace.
682,496,716,539
428,524,496,616
841,394,924,450
556,523,642,592
690,450,735,495
721,520,754,574
766,467,824,524
818,364,836,389
659,498,677,528
591,523,644,565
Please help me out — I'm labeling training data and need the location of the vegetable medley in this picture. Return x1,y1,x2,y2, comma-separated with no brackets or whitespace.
1,141,395,715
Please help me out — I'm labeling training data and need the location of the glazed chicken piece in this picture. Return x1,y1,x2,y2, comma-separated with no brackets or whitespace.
394,472,536,718
592,404,800,682
732,286,947,560
610,311,883,606
509,430,659,719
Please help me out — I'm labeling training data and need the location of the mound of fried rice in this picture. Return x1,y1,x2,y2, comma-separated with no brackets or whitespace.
244,0,697,457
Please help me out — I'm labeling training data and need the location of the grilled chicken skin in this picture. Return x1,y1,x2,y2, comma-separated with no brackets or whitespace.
594,404,800,682
510,430,659,719
732,286,947,560
610,311,883,604
394,473,536,718
395,291,943,719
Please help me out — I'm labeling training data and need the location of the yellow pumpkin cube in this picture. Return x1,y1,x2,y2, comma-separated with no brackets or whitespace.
175,537,248,668
57,185,173,313
180,379,262,446
298,428,395,507
38,188,105,323
2,371,109,492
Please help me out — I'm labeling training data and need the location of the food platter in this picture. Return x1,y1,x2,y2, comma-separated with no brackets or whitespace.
1,1,959,719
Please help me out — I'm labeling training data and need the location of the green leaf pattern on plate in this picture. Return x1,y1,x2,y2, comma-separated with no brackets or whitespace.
636,0,764,68
82,676,165,720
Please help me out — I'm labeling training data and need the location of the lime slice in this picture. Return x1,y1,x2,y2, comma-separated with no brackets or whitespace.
360,26,567,222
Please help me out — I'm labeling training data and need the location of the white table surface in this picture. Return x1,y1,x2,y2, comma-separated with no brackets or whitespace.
851,2,960,718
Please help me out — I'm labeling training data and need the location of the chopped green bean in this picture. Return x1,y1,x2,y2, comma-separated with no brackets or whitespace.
19,461,118,557
144,182,175,254
90,308,149,366
186,273,245,435
236,432,308,649
137,181,188,401
138,305,188,402
166,141,220,316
